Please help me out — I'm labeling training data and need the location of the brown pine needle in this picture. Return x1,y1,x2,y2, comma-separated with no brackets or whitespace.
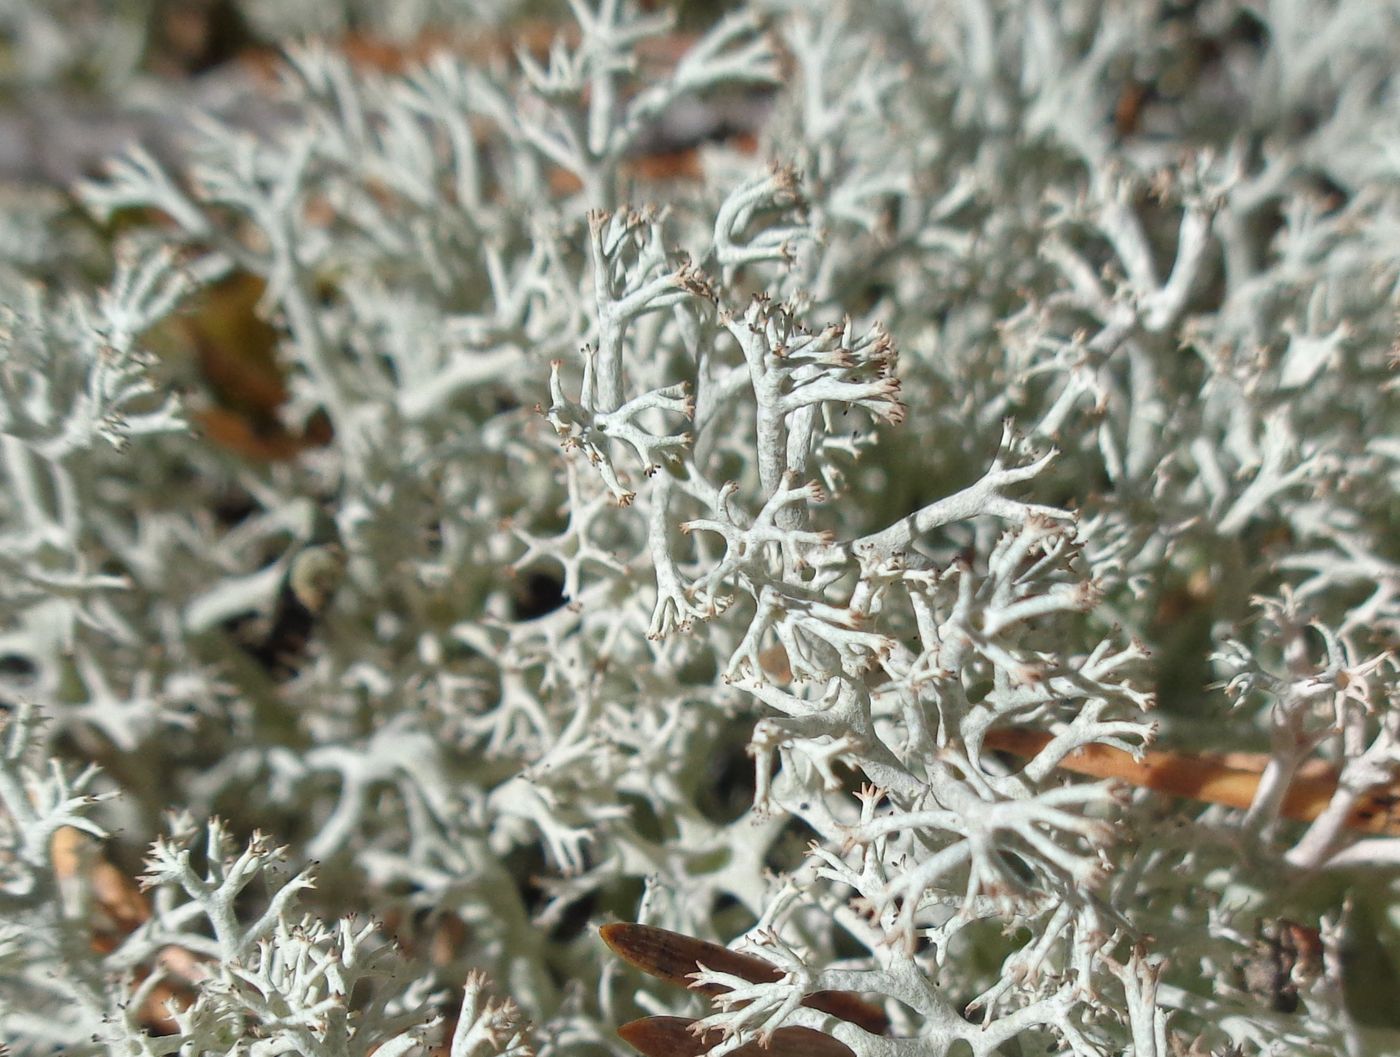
600,923,890,1037
984,728,1400,834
